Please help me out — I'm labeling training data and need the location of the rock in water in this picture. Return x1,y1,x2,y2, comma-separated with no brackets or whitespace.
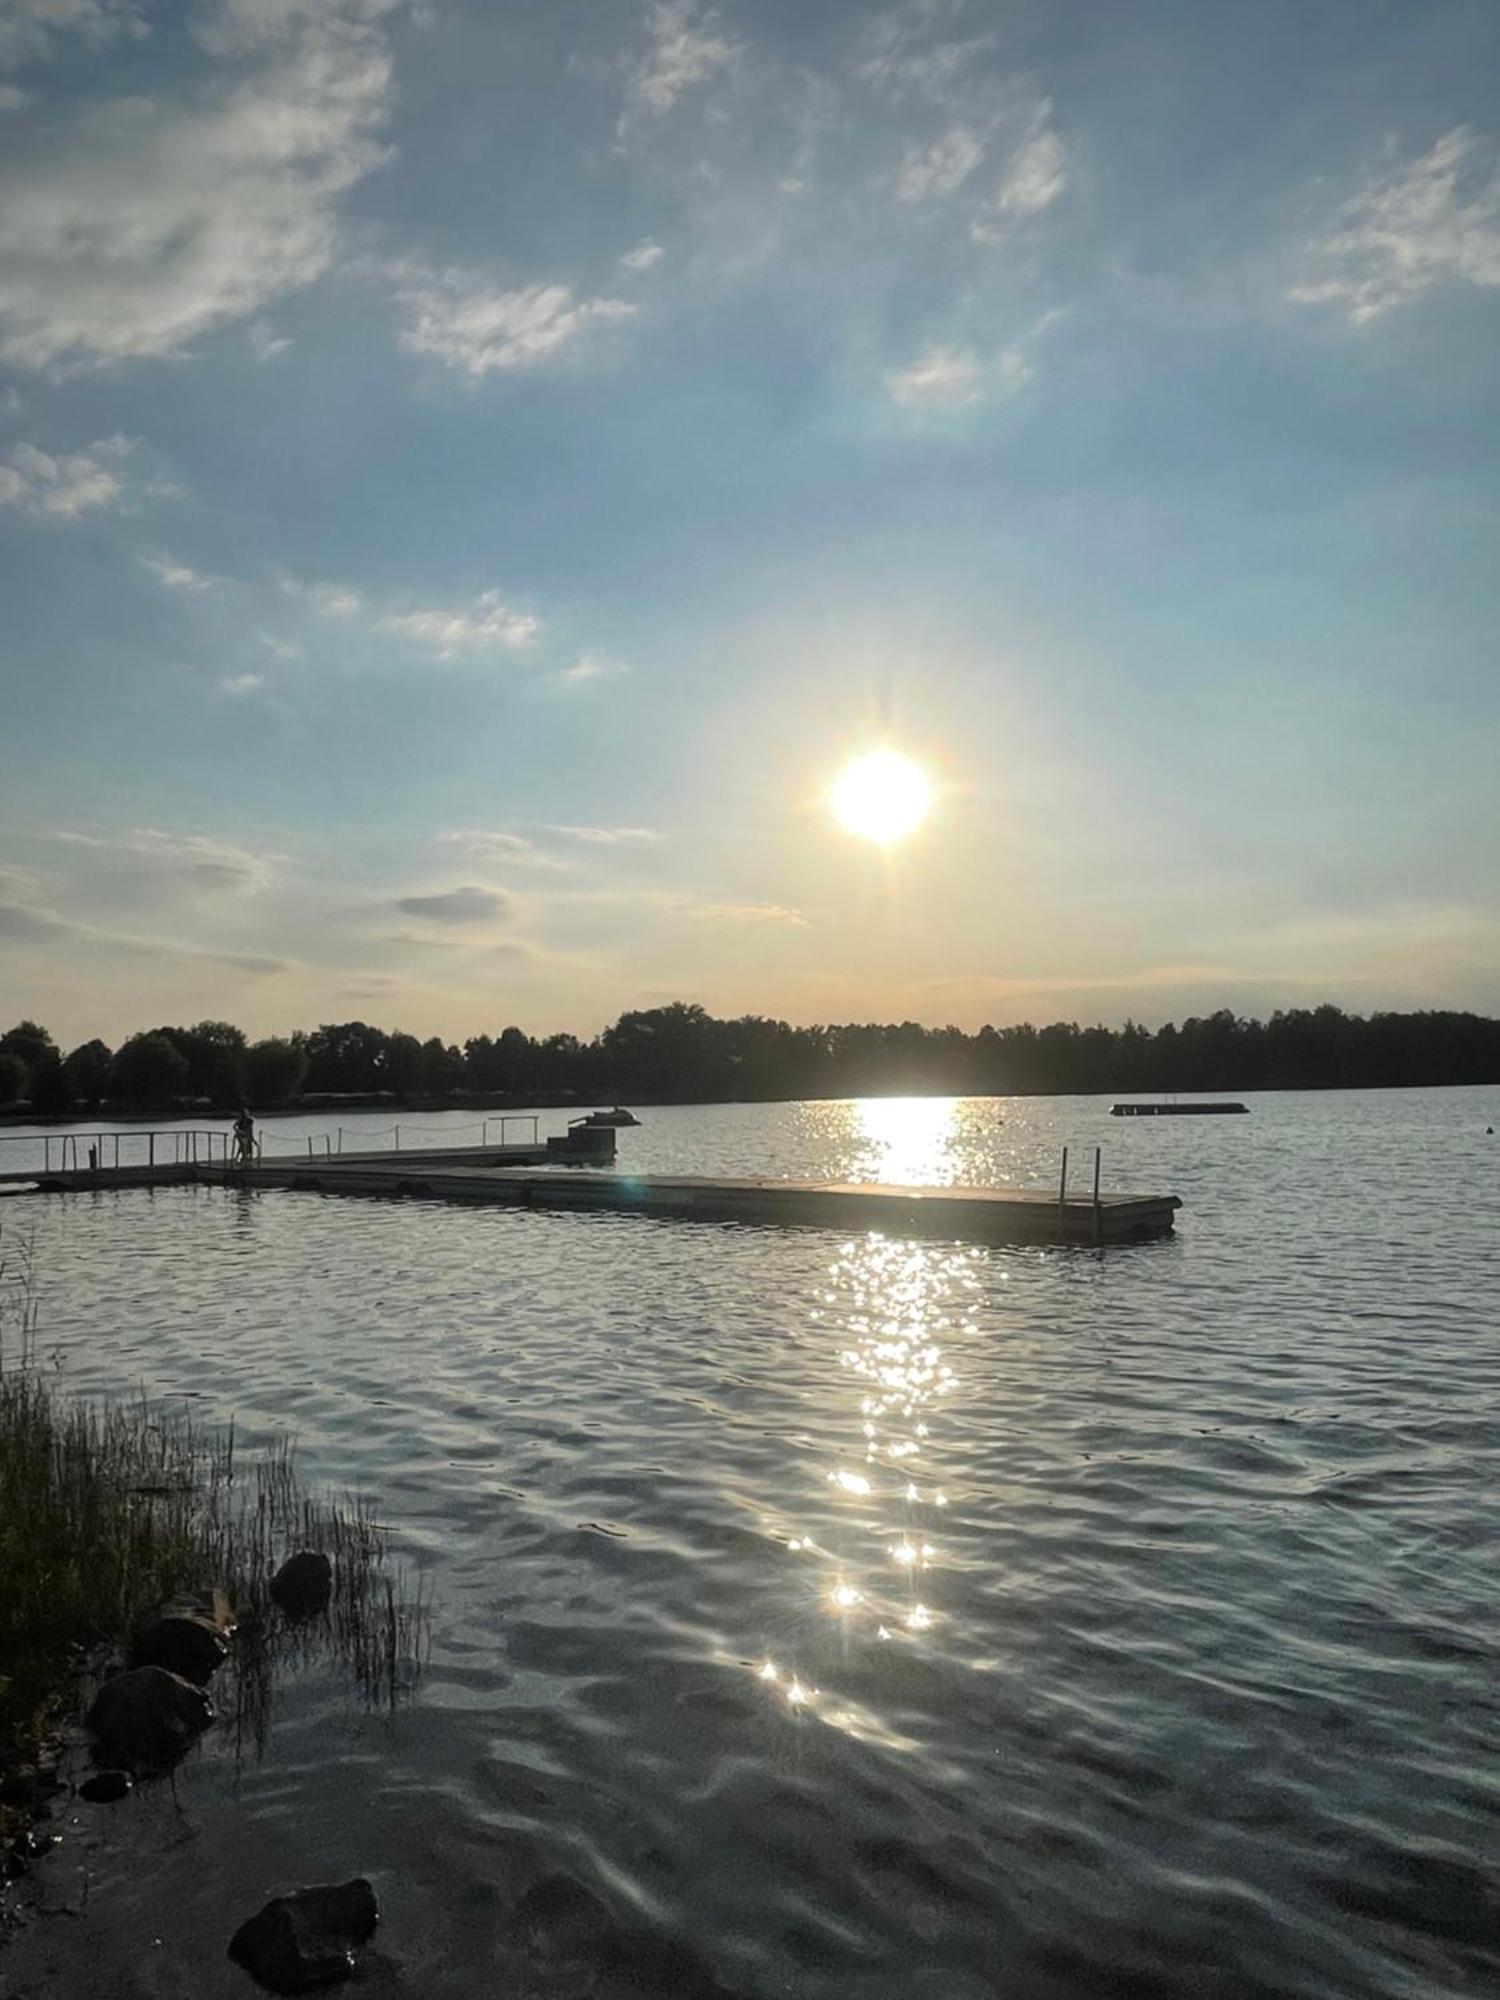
85,1666,214,1771
270,1551,333,1621
228,1879,379,1994
79,1769,133,1804
130,1590,235,1684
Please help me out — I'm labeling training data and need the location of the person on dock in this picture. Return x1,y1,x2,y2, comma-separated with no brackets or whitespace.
233,1107,256,1165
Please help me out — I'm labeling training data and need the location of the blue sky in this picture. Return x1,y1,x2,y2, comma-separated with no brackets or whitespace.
1,0,1497,1047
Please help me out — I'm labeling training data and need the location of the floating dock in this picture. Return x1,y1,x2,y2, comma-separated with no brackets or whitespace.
1111,1101,1248,1117
2,1148,1181,1246
1,1122,1182,1245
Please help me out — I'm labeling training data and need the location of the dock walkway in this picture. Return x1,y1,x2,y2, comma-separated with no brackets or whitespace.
1,1130,1182,1245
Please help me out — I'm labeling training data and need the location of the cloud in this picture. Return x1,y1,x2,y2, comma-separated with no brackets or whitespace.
619,238,666,273
54,825,278,893
0,0,147,73
972,104,1067,238
248,318,292,363
385,264,636,377
886,342,1032,410
554,651,629,689
141,552,219,592
278,574,363,616
383,590,540,659
0,0,400,371
259,632,301,659
626,0,738,119
896,123,985,202
393,885,511,925
435,829,569,871
220,671,265,695
686,901,809,927
0,895,288,974
0,435,130,517
859,6,997,104
1291,127,1500,324
538,824,662,848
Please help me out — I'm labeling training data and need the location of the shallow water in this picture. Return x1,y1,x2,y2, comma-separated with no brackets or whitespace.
3,1090,1499,1997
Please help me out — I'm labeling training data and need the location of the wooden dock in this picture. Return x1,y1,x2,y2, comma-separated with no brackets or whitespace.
1,1133,1182,1245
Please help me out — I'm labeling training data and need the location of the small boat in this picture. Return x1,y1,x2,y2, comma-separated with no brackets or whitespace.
569,1107,641,1129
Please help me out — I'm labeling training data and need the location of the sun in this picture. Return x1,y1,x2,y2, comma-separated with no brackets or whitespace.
830,749,934,846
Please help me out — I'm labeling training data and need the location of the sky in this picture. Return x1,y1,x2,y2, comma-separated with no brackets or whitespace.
1,0,1498,1050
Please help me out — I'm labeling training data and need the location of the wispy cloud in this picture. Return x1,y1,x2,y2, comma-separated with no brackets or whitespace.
54,825,278,894
0,894,288,975
971,104,1068,238
896,123,985,203
626,0,738,119
886,342,1032,411
620,238,666,273
386,263,635,376
220,671,265,696
435,829,570,872
393,885,511,925
0,435,131,517
278,574,363,617
686,901,809,927
0,0,147,74
141,551,219,592
0,0,401,371
248,318,292,364
1292,127,1500,323
539,823,662,848
383,590,540,659
554,651,629,690
259,632,301,660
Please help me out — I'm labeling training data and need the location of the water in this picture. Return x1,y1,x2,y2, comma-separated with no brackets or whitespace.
3,1091,1498,1998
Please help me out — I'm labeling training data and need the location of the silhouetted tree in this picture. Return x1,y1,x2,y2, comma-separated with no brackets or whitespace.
110,1032,190,1109
0,1051,26,1104
244,1038,308,1107
0,1020,57,1086
63,1039,114,1106
27,1052,73,1116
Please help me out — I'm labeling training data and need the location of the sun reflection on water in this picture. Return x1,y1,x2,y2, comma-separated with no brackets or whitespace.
756,1229,982,1725
853,1095,959,1187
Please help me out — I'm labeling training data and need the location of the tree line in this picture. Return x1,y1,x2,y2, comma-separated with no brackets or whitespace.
2,1002,1498,1115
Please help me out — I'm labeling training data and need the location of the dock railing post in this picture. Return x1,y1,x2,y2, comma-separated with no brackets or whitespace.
1092,1147,1102,1246
307,1136,314,1159
395,1126,401,1152
149,1132,155,1171
1057,1145,1069,1240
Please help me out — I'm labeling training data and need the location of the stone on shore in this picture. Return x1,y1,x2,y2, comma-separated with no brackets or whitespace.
78,1770,133,1804
227,1878,380,1994
270,1551,333,1621
130,1589,235,1685
85,1666,214,1771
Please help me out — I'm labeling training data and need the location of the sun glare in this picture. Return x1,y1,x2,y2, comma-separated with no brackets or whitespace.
830,750,933,846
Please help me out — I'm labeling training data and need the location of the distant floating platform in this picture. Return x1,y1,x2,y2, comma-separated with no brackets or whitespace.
1111,1101,1248,1117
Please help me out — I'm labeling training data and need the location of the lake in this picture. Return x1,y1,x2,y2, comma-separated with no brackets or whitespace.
3,1089,1498,1997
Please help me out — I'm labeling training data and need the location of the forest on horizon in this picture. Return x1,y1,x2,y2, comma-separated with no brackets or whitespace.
2,1002,1499,1115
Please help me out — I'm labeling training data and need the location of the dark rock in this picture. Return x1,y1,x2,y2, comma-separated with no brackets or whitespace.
85,1665,214,1771
270,1551,333,1621
131,1589,235,1685
228,1878,379,1994
79,1770,133,1804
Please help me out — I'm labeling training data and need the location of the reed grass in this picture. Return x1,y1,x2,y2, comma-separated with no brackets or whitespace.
0,1227,426,1840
